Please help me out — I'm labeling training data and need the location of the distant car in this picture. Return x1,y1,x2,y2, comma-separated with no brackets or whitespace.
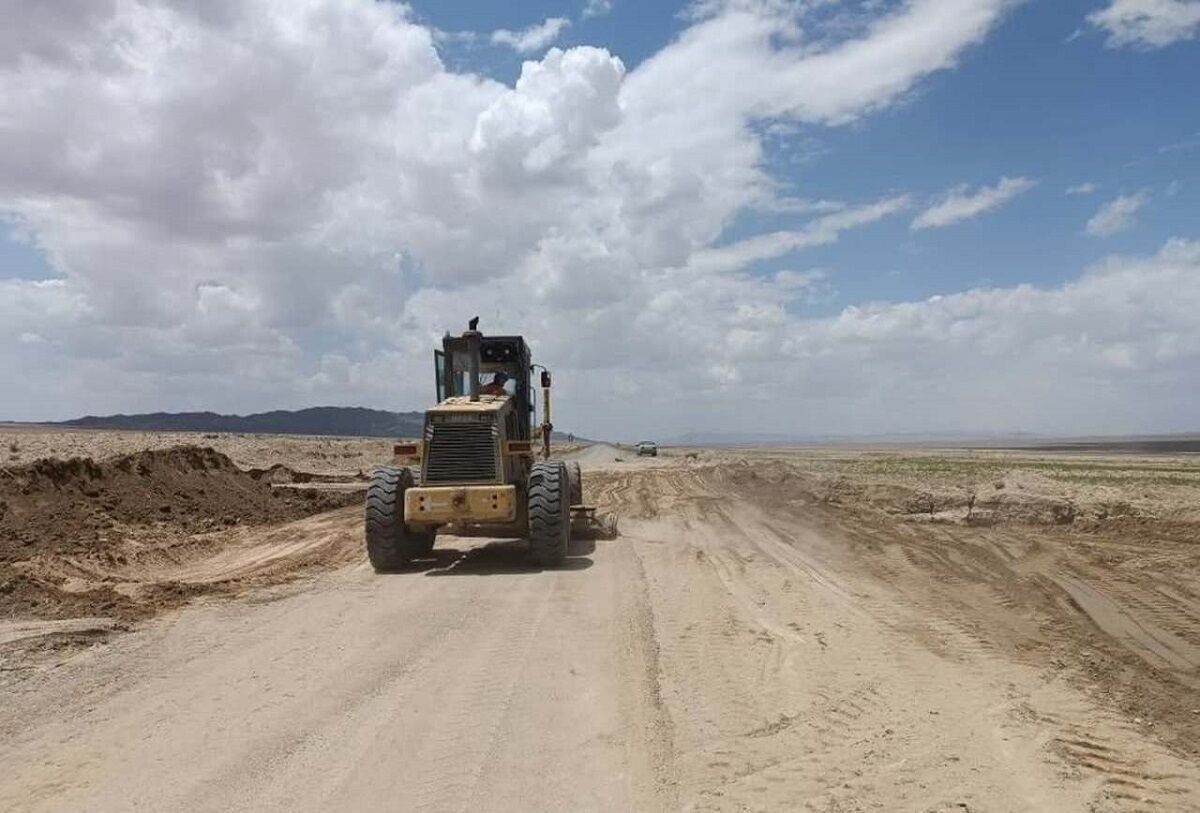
635,441,658,457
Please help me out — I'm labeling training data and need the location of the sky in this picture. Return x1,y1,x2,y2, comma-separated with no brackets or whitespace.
1,0,1199,439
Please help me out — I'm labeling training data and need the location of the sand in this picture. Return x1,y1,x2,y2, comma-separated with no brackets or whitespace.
1,428,1199,811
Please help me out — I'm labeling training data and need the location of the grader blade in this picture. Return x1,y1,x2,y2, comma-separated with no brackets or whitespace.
570,505,619,540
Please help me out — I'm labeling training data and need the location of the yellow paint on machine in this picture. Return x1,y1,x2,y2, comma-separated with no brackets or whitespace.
404,485,517,524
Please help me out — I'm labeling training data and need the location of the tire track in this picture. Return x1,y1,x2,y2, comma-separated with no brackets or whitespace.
403,579,555,813
607,462,1200,811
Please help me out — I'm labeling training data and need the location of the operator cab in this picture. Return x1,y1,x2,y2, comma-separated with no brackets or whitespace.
435,334,532,438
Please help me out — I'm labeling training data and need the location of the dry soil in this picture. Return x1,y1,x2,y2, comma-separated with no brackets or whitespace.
1,431,1199,811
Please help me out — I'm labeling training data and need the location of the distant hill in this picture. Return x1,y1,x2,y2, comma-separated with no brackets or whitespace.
51,406,584,441
663,430,1200,453
663,430,1046,446
55,407,425,438
665,431,807,446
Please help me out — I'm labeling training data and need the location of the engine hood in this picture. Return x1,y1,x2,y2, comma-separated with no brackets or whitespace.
428,395,509,415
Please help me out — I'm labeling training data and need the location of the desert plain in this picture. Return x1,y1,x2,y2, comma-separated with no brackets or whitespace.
1,426,1199,811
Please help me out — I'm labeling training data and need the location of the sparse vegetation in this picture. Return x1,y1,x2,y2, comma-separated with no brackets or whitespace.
1044,470,1200,487
736,445,1200,526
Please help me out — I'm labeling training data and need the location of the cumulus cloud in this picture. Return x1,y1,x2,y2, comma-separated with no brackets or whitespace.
19,0,1194,437
781,239,1200,433
1086,191,1151,237
911,176,1035,230
491,17,571,53
1088,0,1200,48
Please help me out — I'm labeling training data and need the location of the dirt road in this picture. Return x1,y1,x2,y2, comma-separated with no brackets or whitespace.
3,449,1199,811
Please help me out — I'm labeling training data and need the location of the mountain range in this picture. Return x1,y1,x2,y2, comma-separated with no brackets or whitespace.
54,407,425,438
49,406,588,441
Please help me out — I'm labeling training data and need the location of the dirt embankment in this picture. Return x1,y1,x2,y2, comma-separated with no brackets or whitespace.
0,447,357,622
679,447,1200,532
1,426,399,479
589,459,1200,760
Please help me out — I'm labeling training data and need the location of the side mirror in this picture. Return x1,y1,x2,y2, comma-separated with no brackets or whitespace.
540,370,552,388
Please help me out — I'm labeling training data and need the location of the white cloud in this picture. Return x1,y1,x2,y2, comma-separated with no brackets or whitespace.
431,28,479,46
1088,0,1200,48
491,17,571,53
1067,182,1099,195
583,0,614,19
621,0,1012,128
781,239,1200,433
688,197,911,274
1086,191,1151,237
911,176,1035,230
1158,132,1200,154
24,0,1196,437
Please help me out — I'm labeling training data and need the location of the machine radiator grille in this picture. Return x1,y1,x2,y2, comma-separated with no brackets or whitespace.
424,418,499,483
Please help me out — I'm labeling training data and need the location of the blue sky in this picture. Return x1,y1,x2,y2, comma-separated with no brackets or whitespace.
2,0,1200,436
405,0,1200,312
0,221,54,280
413,1,682,75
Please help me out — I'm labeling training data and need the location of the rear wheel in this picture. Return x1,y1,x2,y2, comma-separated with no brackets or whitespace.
566,461,583,506
365,467,435,571
412,532,436,556
527,461,569,566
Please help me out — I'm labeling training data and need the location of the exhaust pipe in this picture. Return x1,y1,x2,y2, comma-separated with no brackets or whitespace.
465,319,481,402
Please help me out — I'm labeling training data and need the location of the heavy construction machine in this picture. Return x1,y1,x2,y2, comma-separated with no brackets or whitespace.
364,319,597,570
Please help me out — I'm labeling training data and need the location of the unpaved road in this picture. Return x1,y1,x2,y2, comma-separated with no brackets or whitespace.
3,450,1200,811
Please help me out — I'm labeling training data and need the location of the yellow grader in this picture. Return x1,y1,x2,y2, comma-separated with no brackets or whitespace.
365,319,612,570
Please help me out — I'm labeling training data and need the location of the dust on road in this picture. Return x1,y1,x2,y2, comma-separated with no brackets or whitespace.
2,438,1199,811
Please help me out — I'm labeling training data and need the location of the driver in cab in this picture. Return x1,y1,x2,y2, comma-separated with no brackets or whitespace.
480,371,509,396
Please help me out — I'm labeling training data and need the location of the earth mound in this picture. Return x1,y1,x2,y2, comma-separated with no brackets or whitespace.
0,446,350,563
0,446,358,620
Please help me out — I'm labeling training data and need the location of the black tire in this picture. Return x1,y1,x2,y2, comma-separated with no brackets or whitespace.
527,461,569,566
365,467,435,571
412,532,436,556
566,461,583,506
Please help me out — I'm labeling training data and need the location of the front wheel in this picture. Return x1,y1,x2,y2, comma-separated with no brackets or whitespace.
527,461,569,566
365,467,436,571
